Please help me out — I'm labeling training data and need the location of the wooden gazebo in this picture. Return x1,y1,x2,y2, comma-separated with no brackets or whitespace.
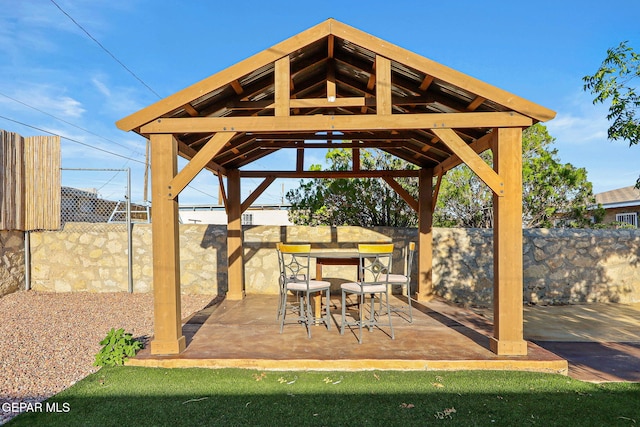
117,19,555,357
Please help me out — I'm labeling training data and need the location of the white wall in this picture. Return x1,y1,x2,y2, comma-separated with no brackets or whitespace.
179,205,292,225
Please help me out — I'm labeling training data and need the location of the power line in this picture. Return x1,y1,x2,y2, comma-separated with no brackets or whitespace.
0,91,144,156
0,114,218,199
43,2,219,202
185,185,217,199
0,114,146,165
49,0,162,99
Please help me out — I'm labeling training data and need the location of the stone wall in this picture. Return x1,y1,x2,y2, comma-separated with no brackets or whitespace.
433,228,640,306
0,231,24,297
26,225,640,307
524,228,639,305
29,223,226,295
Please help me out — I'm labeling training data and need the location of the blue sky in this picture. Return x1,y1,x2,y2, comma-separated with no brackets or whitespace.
1,0,639,205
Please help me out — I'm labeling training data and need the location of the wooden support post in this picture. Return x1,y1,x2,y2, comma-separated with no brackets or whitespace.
416,167,434,301
352,148,360,172
376,55,392,115
296,149,304,172
490,127,527,356
227,169,245,300
327,59,336,101
275,56,290,117
149,134,185,355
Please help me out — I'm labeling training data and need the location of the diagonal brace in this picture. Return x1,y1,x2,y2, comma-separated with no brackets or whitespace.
431,128,504,196
167,132,235,199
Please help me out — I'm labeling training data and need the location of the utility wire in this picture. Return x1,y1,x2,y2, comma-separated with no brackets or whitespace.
185,185,217,199
0,114,217,199
50,0,162,99
0,114,146,165
0,91,144,156
45,1,219,202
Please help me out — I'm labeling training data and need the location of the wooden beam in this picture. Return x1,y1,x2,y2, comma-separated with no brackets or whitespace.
259,141,410,149
327,34,335,58
274,56,290,117
433,130,494,176
241,176,276,212
419,75,434,91
296,148,304,172
141,112,532,134
432,171,444,213
286,97,366,108
352,147,360,172
416,167,433,301
327,59,336,101
117,20,331,131
230,79,244,95
217,174,228,214
376,55,392,115
328,19,556,122
252,130,435,142
240,170,420,178
387,146,442,166
366,60,376,91
177,140,227,176
234,148,278,170
182,103,199,117
143,139,150,202
467,96,486,111
490,127,527,356
227,169,245,300
382,176,418,212
250,135,445,161
431,128,503,196
149,134,185,355
169,132,235,199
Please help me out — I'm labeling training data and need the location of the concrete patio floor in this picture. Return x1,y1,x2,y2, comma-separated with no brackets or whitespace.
437,302,640,382
128,294,568,375
513,303,640,382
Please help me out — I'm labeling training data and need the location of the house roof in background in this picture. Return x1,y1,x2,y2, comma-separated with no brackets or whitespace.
595,186,640,206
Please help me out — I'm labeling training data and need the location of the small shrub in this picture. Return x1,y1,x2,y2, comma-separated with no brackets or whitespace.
94,328,143,367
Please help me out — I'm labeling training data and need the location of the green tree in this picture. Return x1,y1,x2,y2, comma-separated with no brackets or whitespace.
286,148,418,227
521,125,602,228
433,152,494,228
434,124,601,228
287,125,600,228
583,41,640,187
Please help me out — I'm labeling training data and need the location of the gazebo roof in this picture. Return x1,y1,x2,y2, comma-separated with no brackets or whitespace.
117,19,555,174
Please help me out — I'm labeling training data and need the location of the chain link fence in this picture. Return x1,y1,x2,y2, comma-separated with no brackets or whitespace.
57,168,149,293
60,168,148,231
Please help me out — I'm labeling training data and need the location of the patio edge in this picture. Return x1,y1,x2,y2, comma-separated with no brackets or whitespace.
126,357,568,374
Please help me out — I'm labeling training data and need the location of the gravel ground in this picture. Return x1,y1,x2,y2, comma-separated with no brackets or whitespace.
0,290,213,425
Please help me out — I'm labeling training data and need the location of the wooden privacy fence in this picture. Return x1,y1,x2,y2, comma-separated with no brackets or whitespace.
0,130,61,231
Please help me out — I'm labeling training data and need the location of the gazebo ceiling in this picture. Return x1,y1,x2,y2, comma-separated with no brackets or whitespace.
117,19,555,173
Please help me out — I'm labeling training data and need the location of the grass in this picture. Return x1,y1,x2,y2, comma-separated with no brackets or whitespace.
6,367,640,426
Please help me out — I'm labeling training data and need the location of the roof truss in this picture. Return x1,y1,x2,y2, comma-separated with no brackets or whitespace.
117,18,554,178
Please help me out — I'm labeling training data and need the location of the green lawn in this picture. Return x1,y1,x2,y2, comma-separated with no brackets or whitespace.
6,367,640,426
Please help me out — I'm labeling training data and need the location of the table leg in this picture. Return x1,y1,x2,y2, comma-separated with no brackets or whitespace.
313,262,323,323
